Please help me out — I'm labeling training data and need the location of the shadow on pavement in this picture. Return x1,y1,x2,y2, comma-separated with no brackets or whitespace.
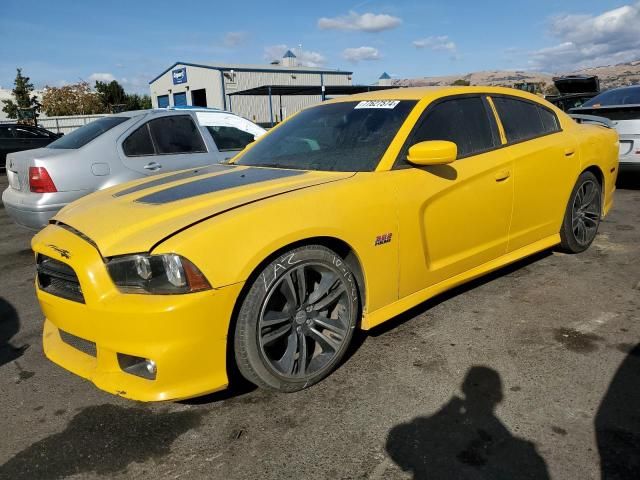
0,404,204,479
616,170,640,190
386,366,550,479
596,343,640,479
0,297,27,368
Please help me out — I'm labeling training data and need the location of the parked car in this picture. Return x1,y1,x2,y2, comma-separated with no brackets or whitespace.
570,85,640,172
31,86,618,401
0,124,62,170
545,75,600,111
2,108,265,229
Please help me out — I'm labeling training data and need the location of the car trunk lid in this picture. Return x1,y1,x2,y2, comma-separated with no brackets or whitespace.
51,164,355,257
553,75,600,95
5,148,72,192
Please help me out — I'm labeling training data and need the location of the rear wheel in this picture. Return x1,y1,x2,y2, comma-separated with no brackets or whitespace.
234,245,359,392
559,171,602,253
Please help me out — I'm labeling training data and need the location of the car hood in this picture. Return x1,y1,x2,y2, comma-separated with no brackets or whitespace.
51,164,355,257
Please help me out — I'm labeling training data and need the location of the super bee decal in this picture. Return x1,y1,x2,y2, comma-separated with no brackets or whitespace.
374,233,393,246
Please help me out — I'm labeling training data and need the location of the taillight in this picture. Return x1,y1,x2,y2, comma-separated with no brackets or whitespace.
29,167,57,193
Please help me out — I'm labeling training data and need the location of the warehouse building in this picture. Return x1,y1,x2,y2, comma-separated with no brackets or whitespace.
149,50,353,125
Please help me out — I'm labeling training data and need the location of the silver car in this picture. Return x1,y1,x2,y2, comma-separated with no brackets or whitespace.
2,108,265,229
571,85,640,172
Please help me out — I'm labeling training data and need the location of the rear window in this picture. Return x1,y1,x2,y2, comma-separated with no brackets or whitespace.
493,97,559,143
48,116,130,149
582,86,640,107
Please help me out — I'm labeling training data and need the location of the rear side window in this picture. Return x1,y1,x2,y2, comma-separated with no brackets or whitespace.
0,126,13,138
492,97,559,143
123,115,206,156
206,126,255,151
48,116,130,149
399,96,499,164
123,124,155,156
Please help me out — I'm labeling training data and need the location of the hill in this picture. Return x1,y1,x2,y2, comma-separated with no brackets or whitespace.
392,60,640,91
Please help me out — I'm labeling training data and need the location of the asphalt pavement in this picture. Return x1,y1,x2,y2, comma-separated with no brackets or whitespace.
0,172,639,479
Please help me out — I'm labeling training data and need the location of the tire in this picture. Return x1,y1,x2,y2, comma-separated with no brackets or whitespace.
559,171,602,253
234,245,360,392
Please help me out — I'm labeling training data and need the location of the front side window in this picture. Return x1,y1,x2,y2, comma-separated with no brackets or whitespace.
123,115,206,157
0,127,14,139
397,96,499,166
207,126,255,151
236,100,417,172
492,97,559,143
48,116,130,149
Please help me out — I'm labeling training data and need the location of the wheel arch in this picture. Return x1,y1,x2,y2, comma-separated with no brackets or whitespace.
581,164,605,210
224,236,367,386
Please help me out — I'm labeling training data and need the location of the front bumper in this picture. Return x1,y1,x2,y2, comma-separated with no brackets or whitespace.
32,224,243,402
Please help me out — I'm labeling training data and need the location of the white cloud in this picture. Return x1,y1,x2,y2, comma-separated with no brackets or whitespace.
224,31,247,47
342,46,381,63
530,2,640,71
263,45,327,67
88,72,116,83
413,35,457,53
318,11,401,32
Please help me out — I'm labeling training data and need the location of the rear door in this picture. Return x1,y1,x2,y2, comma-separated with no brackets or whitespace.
490,95,579,252
119,114,212,175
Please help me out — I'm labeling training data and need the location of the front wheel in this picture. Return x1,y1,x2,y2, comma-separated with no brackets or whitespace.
559,171,602,253
234,245,360,392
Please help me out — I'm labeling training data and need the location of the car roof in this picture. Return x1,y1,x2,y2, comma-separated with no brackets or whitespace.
326,86,547,103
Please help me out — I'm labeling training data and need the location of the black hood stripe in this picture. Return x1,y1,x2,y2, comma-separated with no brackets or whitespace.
114,164,235,198
136,168,305,204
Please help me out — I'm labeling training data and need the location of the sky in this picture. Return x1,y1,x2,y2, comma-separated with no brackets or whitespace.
1,0,639,94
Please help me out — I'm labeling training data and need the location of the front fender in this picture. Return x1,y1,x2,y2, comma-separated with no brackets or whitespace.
154,173,400,316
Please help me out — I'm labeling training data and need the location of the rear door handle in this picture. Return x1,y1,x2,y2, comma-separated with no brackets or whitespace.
564,148,576,157
144,161,162,171
495,170,511,182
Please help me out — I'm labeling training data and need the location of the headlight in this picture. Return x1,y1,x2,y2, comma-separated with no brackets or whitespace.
106,253,211,294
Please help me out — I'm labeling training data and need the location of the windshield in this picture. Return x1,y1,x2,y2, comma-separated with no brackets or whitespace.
582,86,640,107
48,116,130,149
235,100,417,172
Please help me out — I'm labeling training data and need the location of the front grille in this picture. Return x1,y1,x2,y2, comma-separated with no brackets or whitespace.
59,329,96,357
37,254,85,303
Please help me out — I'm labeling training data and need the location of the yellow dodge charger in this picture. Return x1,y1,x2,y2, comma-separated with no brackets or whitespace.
32,87,618,401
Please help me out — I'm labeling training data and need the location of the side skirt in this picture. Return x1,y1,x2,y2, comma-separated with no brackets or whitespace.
361,234,560,330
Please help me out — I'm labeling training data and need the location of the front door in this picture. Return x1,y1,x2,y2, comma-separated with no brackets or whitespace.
395,95,514,297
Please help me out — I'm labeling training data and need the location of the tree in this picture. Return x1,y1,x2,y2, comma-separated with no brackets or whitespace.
451,79,471,86
124,93,152,111
41,82,105,116
95,79,151,112
2,68,41,120
95,80,126,111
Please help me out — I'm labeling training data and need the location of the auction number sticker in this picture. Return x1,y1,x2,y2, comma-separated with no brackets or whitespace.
354,100,400,109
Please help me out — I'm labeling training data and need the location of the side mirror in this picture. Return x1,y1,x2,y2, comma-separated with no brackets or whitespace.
407,140,457,166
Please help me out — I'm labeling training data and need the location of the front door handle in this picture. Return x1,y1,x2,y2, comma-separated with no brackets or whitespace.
564,148,576,157
495,170,511,182
144,161,162,171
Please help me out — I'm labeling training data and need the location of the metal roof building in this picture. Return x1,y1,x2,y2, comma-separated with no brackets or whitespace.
149,51,353,126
